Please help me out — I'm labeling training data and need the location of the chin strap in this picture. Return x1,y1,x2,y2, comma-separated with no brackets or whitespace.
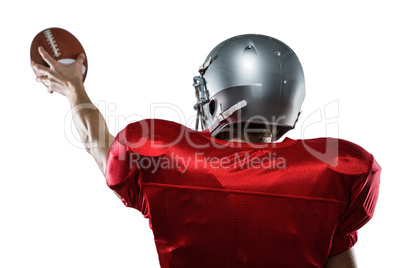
193,76,209,130
208,100,248,136
217,100,247,123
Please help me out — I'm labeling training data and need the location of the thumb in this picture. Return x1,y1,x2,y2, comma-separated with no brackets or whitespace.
76,53,86,64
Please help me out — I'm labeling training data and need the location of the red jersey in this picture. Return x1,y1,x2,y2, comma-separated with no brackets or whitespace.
105,119,380,267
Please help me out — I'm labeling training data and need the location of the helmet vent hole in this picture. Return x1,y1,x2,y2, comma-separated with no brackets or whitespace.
245,45,253,50
209,100,216,116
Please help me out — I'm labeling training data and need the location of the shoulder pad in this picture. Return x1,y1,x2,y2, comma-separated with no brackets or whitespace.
123,119,187,157
301,137,373,176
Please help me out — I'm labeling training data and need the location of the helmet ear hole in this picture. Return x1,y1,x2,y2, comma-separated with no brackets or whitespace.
209,99,216,116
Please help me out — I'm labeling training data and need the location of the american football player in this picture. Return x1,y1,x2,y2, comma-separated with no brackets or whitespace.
32,34,380,267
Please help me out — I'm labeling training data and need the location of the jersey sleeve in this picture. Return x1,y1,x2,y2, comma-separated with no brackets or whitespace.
105,126,149,217
105,119,183,216
329,155,381,256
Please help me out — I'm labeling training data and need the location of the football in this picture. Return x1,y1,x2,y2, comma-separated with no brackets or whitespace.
30,27,88,82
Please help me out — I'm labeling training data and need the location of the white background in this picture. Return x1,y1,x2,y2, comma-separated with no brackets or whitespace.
0,0,400,267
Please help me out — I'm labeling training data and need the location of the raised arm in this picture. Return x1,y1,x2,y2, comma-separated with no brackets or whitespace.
31,46,115,176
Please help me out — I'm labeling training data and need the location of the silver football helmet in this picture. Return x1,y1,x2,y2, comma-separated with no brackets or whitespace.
193,34,305,141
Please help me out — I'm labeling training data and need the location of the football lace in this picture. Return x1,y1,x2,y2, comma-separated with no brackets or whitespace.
43,29,61,58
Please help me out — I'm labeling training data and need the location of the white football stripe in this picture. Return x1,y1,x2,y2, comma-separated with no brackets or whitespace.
58,58,87,75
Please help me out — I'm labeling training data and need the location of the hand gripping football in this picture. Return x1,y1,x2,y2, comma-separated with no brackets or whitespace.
30,27,88,82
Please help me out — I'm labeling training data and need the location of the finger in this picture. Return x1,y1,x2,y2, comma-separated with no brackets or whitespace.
31,61,50,75
36,76,55,94
76,53,85,65
36,75,47,83
36,75,52,87
38,46,57,68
